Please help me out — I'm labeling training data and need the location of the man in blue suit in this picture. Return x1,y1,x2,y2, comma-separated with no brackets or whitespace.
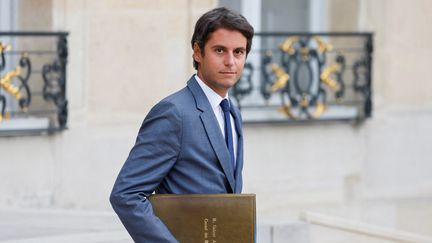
110,7,254,242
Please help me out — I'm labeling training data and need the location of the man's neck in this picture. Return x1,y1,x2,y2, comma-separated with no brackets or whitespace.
196,72,228,98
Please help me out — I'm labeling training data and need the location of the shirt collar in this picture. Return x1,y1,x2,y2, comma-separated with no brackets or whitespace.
195,74,229,110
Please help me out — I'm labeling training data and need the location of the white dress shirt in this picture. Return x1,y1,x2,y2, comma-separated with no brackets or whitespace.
195,74,238,165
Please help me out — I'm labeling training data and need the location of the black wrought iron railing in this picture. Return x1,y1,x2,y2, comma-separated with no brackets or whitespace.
0,32,68,136
231,32,373,124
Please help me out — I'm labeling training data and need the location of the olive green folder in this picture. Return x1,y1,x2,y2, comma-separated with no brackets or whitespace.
149,194,256,243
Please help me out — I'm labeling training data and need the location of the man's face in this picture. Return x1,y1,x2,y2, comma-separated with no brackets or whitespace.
194,28,247,97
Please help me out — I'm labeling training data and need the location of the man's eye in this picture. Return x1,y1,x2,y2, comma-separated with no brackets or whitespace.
215,48,223,54
234,50,245,56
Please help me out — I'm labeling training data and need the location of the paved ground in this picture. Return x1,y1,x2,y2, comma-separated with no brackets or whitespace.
0,208,306,243
0,208,132,243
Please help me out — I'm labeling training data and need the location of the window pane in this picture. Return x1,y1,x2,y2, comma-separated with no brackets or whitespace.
262,0,310,32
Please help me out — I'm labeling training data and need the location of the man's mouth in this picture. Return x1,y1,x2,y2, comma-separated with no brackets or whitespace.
220,71,236,75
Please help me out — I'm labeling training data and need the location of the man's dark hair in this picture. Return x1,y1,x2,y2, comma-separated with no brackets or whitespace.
191,7,254,70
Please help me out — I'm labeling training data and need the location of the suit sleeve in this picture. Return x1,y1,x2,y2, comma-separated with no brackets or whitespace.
110,100,182,243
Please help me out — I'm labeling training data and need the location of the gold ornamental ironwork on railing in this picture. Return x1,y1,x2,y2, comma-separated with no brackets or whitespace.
0,32,68,136
231,32,373,124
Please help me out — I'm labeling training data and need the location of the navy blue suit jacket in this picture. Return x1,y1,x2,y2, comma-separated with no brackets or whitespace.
110,76,244,242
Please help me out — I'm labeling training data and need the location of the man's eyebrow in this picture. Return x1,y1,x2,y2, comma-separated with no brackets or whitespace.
210,45,246,51
210,45,227,49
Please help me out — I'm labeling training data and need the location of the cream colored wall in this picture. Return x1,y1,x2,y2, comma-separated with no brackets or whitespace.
359,0,432,235
327,0,360,31
16,0,53,31
0,0,216,209
359,0,432,200
52,0,217,209
360,0,432,108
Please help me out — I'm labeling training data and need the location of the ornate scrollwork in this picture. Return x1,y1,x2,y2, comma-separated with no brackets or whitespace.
0,42,11,71
353,57,372,117
42,36,68,128
260,51,275,101
0,32,69,135
231,62,253,109
42,60,67,127
0,42,9,120
320,64,341,91
0,67,21,99
279,36,299,55
16,53,32,109
0,46,32,121
270,63,289,93
232,33,372,122
277,36,334,119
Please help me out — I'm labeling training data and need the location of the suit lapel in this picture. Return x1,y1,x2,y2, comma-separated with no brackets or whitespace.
231,105,243,192
187,77,236,192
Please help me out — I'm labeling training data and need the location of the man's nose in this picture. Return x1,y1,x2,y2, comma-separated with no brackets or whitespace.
224,53,235,66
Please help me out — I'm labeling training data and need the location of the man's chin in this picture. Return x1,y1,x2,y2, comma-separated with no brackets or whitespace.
223,85,237,94
221,78,239,86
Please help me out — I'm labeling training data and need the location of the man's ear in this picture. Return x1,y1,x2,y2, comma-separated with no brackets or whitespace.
193,43,202,63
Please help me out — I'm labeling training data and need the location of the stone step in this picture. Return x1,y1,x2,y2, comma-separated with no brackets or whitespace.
258,222,310,243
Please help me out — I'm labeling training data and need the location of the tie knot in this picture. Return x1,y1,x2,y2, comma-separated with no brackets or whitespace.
220,99,230,112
